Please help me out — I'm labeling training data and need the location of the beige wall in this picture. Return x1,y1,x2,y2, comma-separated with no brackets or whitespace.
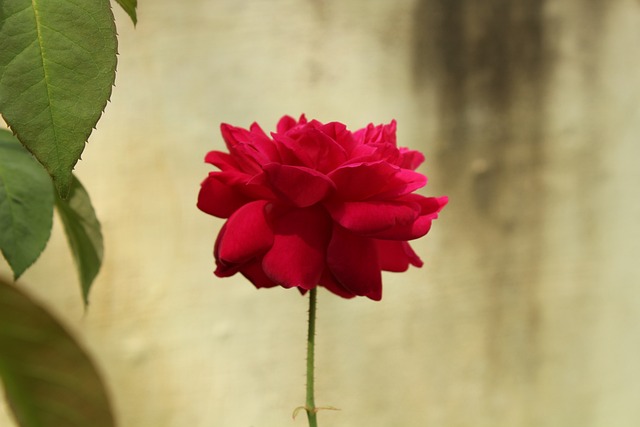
2,0,640,426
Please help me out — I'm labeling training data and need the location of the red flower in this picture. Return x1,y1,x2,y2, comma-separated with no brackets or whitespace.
198,115,447,300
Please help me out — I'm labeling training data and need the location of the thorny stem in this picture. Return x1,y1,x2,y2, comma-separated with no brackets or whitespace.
305,287,318,427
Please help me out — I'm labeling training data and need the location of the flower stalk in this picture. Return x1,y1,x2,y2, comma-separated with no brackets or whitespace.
305,287,318,427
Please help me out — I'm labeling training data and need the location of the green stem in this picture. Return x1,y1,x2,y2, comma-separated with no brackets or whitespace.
305,287,318,427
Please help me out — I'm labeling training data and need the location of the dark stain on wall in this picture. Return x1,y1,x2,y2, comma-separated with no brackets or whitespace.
412,0,548,190
411,0,550,420
411,1,611,423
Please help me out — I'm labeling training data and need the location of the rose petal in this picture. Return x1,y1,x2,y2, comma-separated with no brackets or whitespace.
353,123,375,144
205,151,239,171
206,170,274,201
417,195,449,213
320,121,357,153
369,216,434,240
262,207,331,290
229,143,270,175
325,200,420,234
214,224,239,277
244,130,280,162
376,240,423,272
329,161,425,200
263,163,334,207
397,148,425,170
354,120,397,146
220,123,252,148
376,240,409,272
274,127,347,173
329,162,396,200
320,269,357,299
402,242,424,267
221,124,279,173
249,122,270,139
327,225,382,300
198,173,250,218
221,123,272,149
218,201,274,264
240,256,279,289
377,168,427,198
214,263,238,278
276,114,306,133
367,196,448,240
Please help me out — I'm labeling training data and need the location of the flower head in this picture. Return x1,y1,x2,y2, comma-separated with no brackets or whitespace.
198,115,447,300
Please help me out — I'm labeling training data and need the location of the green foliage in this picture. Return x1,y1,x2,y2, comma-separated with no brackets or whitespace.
0,130,54,280
0,278,116,427
1,0,136,424
55,176,104,305
115,0,138,25
0,0,118,198
0,129,103,303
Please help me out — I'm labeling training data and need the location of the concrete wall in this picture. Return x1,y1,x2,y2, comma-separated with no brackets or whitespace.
2,0,640,426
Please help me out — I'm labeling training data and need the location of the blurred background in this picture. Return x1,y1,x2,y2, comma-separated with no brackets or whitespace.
2,0,640,426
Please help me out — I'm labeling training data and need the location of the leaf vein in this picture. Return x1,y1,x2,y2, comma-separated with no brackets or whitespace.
30,0,63,168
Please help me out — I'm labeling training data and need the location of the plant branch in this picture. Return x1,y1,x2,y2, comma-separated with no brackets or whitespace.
305,287,318,427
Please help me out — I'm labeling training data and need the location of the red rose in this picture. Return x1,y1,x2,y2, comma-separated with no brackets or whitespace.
198,115,447,300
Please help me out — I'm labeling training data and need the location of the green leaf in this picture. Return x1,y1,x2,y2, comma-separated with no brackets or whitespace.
0,129,54,279
0,278,116,427
55,176,103,306
114,0,138,25
0,0,118,198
